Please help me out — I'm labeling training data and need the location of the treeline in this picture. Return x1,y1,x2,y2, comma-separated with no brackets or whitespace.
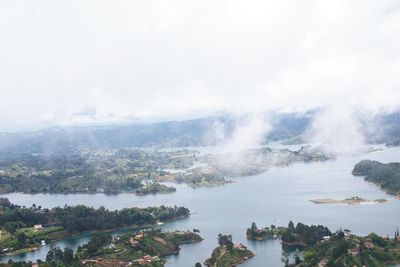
281,221,331,246
0,198,189,233
352,159,400,194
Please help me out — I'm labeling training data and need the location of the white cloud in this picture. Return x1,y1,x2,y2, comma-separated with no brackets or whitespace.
0,0,400,131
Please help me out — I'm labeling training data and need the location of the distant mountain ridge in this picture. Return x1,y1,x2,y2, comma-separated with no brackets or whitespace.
0,110,399,156
0,113,312,155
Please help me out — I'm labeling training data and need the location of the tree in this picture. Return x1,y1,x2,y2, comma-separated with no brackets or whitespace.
251,222,257,233
16,232,27,248
4,222,17,234
62,247,74,264
195,263,202,267
217,234,233,252
288,221,295,230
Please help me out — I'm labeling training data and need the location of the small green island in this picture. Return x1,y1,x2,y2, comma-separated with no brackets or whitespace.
352,160,400,195
309,196,388,205
204,234,254,267
0,197,190,257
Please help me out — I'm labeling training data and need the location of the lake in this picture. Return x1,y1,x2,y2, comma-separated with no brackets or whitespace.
1,145,400,266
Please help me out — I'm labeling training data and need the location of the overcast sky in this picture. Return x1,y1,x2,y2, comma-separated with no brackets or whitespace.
1,0,400,131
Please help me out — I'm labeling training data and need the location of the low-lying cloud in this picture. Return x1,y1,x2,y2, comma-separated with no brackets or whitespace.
0,0,400,131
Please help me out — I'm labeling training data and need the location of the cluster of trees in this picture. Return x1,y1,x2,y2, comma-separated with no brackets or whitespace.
217,234,234,251
1,198,190,234
1,247,81,267
135,182,176,195
76,233,112,258
54,205,189,231
0,199,48,234
0,198,190,254
281,221,331,246
352,160,400,194
246,222,286,240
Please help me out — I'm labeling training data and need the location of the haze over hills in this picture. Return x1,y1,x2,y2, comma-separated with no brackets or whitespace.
0,112,311,153
0,109,399,156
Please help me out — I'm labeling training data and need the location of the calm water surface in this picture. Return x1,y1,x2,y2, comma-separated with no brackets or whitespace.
1,145,400,266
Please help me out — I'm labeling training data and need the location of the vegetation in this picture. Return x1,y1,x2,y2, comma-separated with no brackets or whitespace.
1,229,202,267
246,222,286,240
287,229,400,267
203,146,331,177
204,234,254,267
248,221,331,248
135,182,176,195
0,147,240,194
281,221,331,248
352,160,400,194
0,149,197,194
0,198,190,255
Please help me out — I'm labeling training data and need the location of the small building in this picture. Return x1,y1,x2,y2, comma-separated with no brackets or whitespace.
318,258,329,267
348,247,360,256
34,224,43,231
322,236,331,241
134,232,145,240
364,241,374,249
41,240,46,246
129,237,139,247
233,243,246,250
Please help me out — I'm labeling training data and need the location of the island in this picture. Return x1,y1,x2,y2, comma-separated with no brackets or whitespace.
247,221,400,267
0,197,190,256
246,222,286,240
204,234,254,267
309,196,388,205
352,160,400,195
247,221,331,248
287,228,400,267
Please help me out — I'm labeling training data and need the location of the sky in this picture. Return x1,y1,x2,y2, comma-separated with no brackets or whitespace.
1,0,400,131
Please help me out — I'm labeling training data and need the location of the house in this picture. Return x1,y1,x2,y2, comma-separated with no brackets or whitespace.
348,247,360,256
364,241,374,249
318,258,329,267
233,243,246,250
322,236,331,241
129,237,139,247
134,232,145,240
34,224,43,231
133,255,158,264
